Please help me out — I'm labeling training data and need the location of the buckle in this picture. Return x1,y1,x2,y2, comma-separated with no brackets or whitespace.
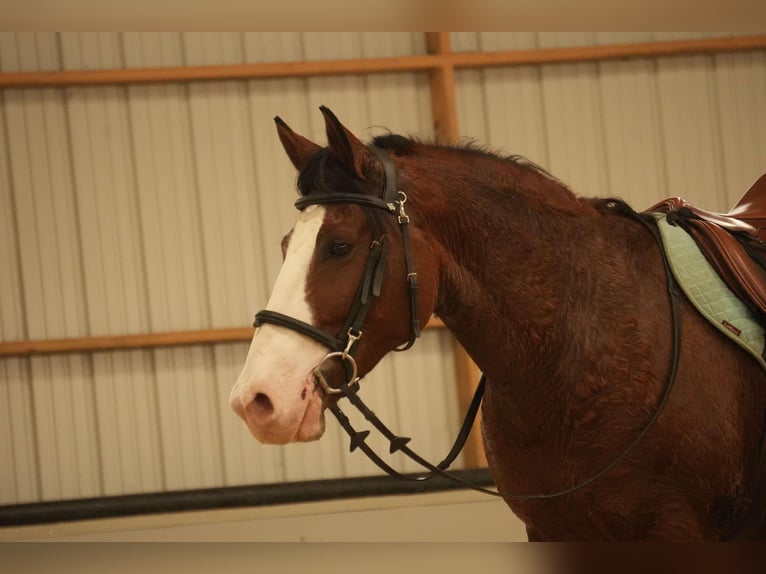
343,328,363,359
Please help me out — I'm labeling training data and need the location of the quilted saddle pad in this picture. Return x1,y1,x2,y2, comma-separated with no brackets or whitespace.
653,213,766,372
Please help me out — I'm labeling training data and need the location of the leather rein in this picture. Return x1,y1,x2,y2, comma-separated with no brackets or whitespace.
254,148,683,501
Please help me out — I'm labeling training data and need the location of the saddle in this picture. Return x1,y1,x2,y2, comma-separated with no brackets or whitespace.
648,173,766,325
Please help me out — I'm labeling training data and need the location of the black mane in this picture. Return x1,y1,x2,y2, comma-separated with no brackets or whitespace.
372,133,559,183
296,133,563,198
372,134,416,155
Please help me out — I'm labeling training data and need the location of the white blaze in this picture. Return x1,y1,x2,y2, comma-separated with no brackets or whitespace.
229,205,329,444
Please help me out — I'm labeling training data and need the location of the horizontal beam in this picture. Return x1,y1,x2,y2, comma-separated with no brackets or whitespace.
0,317,446,358
1,35,764,89
0,55,438,88
449,34,766,70
0,467,494,527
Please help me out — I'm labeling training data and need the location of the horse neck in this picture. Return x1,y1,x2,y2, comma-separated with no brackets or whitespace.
404,150,658,420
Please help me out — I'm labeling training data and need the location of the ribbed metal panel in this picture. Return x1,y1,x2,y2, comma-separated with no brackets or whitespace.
29,354,101,501
91,349,163,496
0,32,452,504
713,50,766,207
0,103,39,504
456,41,765,212
0,32,60,72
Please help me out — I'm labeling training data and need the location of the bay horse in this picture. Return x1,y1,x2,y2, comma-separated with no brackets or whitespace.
229,106,766,541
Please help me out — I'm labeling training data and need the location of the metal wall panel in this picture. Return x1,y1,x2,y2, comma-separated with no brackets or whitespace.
456,43,765,212
1,80,105,501
28,354,101,500
0,104,39,505
0,94,24,344
0,32,60,72
713,51,766,207
0,357,37,504
0,32,453,504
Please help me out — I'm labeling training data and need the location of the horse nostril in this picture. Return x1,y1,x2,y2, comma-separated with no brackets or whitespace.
248,392,275,425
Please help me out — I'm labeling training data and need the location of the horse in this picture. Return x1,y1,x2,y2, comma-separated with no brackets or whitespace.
228,106,766,541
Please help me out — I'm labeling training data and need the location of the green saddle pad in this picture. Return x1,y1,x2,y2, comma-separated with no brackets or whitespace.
653,213,766,371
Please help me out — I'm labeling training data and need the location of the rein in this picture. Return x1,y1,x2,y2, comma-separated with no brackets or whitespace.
254,148,683,501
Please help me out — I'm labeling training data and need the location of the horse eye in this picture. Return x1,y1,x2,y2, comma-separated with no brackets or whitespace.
330,242,352,257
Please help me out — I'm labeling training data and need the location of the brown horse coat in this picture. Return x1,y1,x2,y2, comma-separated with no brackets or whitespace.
232,109,766,540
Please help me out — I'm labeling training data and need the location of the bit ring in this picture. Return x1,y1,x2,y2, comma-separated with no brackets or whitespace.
314,351,359,396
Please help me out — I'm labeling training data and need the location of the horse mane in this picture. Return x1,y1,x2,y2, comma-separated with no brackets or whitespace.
372,133,567,188
295,133,577,213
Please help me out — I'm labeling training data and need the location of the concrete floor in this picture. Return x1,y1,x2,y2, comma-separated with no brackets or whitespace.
0,489,527,542
1,490,539,574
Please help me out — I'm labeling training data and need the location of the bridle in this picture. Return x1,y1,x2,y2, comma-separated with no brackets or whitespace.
254,147,683,501
254,146,421,389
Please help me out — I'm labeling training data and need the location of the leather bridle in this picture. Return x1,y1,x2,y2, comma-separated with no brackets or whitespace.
254,146,421,393
253,147,684,501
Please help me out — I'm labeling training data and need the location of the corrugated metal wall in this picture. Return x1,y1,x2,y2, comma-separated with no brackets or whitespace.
1,32,764,505
0,32,456,505
453,32,765,210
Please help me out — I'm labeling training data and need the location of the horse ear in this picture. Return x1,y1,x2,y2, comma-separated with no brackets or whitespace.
274,116,322,172
319,105,374,181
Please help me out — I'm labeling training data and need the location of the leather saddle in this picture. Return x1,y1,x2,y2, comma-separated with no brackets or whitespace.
647,173,766,325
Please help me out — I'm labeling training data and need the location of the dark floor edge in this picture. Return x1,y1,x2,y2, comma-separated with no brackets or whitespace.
0,468,495,527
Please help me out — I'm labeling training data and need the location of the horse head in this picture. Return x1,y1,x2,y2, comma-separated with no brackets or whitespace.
229,107,442,445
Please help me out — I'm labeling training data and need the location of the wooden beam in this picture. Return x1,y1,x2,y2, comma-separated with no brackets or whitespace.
1,35,764,89
426,33,459,144
0,318,446,358
425,31,451,55
449,34,766,69
0,328,255,357
0,55,440,88
425,32,487,469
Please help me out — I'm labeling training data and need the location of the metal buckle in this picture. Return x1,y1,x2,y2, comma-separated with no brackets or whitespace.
343,328,362,359
397,191,409,224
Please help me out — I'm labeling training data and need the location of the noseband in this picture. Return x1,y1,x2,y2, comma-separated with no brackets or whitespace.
253,149,684,501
